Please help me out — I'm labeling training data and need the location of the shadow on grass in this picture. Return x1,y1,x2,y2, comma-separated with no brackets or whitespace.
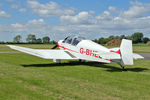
22,61,148,72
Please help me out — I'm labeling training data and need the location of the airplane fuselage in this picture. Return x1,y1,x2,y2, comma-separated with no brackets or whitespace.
57,40,114,63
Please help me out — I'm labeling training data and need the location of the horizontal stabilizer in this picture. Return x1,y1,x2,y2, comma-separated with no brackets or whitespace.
133,53,144,59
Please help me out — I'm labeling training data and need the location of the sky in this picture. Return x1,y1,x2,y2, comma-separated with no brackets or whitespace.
0,0,150,42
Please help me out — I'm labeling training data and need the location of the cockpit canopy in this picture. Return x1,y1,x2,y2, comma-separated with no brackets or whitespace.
63,35,85,46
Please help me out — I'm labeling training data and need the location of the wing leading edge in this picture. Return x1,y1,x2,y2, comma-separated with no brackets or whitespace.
7,45,77,59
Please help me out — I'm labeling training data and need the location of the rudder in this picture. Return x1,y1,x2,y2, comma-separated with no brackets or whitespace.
120,39,133,65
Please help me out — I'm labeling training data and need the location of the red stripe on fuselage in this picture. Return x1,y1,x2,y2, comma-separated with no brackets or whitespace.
57,42,111,62
57,42,79,53
110,49,120,54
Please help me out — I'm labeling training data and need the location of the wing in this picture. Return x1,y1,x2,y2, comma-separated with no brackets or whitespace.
7,45,77,59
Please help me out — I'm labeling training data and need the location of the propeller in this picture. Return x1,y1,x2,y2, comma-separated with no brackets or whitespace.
51,44,58,49
51,36,69,49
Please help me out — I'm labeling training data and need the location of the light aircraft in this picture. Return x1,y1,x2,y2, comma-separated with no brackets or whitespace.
7,35,144,70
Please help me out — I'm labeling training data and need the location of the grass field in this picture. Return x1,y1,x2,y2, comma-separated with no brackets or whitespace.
133,44,150,53
0,44,150,100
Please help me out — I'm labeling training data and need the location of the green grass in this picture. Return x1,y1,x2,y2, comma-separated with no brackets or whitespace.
133,44,150,53
0,44,150,100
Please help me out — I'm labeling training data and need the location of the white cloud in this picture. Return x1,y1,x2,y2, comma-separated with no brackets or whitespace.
96,11,113,21
10,19,50,35
120,1,150,18
60,11,95,24
27,0,74,17
0,10,10,18
1,1,150,41
19,8,26,12
108,6,117,13
27,19,45,25
11,23,23,28
59,1,150,38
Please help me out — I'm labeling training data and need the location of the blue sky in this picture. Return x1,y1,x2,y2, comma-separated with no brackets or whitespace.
0,0,150,41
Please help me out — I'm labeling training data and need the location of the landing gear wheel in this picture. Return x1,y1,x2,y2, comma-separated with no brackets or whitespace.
120,65,127,71
78,59,85,62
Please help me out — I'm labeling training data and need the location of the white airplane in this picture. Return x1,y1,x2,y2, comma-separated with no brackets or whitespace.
7,35,144,70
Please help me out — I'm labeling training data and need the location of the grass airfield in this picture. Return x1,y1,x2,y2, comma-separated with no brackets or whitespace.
0,44,150,100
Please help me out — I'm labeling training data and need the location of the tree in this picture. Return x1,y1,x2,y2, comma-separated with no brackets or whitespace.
108,35,115,39
36,38,42,44
93,39,98,43
26,34,36,43
114,36,120,39
131,32,143,43
98,37,111,44
50,40,56,44
126,35,132,40
119,35,126,39
13,35,22,43
42,36,50,44
143,37,149,43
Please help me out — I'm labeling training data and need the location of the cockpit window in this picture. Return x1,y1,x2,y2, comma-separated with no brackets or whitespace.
72,38,79,45
62,35,85,45
62,36,69,43
65,36,74,44
66,37,72,44
72,36,85,46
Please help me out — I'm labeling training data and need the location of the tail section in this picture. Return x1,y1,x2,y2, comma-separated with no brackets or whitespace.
120,39,133,65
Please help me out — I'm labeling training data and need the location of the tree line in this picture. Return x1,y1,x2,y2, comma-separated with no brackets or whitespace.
0,34,56,44
93,32,150,44
0,32,149,44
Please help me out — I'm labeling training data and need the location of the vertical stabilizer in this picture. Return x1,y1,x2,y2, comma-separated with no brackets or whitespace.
120,39,133,65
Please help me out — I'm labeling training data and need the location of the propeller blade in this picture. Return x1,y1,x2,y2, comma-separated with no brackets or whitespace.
51,45,57,49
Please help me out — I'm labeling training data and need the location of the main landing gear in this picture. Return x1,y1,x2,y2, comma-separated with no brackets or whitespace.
53,59,61,63
120,64,127,71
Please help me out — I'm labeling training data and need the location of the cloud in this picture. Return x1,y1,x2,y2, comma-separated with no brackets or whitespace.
19,8,26,12
59,1,150,38
108,6,117,13
60,11,95,24
1,1,150,42
11,23,23,28
26,19,45,25
120,1,150,18
0,10,10,18
8,19,54,36
96,11,113,21
27,0,74,17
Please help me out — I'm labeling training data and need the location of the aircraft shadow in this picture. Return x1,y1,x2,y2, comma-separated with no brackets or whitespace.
22,61,148,72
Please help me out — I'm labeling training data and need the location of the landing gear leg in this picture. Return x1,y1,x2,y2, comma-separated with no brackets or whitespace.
78,59,85,62
120,65,127,71
53,59,61,63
